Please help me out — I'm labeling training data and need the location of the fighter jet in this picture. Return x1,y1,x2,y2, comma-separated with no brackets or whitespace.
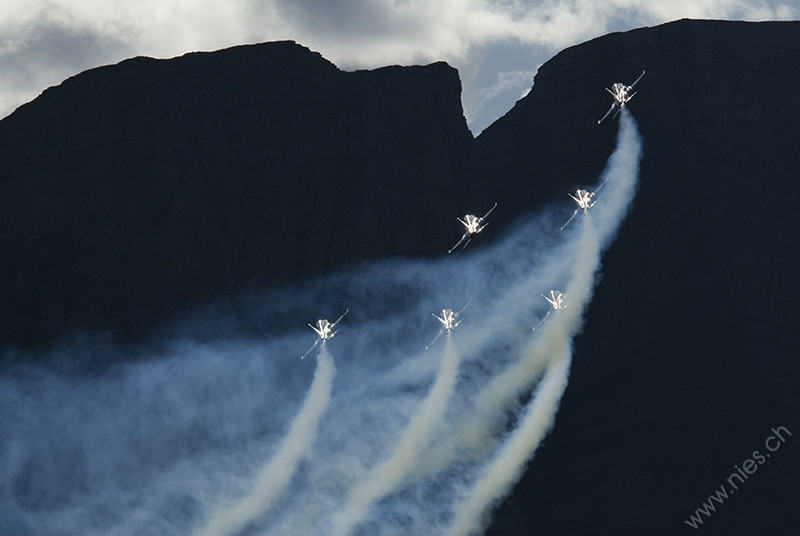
434,308,462,330
300,308,349,359
426,302,469,349
597,70,645,125
533,290,567,331
543,290,567,311
560,178,607,230
448,203,497,253
569,189,597,210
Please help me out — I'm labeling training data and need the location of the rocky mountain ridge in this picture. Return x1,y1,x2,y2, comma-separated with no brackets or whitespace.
0,41,473,344
1,19,798,535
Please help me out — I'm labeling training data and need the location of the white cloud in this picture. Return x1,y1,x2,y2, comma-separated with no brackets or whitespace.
479,70,537,102
0,0,796,126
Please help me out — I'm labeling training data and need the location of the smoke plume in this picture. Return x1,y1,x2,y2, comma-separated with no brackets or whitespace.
195,345,335,536
0,112,641,536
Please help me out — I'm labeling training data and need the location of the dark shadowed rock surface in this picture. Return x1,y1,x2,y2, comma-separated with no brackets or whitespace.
479,19,800,535
0,41,473,344
1,19,798,535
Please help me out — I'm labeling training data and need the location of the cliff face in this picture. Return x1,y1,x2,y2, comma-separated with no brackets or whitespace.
0,41,473,344
1,19,799,534
481,19,800,535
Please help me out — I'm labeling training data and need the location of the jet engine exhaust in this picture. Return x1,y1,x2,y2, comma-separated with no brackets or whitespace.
0,111,641,536
331,333,461,536
446,348,572,536
196,344,335,536
443,110,642,536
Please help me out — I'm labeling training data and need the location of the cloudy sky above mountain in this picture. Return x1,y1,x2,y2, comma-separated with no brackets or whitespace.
0,0,795,133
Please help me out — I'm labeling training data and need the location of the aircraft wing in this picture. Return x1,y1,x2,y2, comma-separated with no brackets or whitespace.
448,233,470,254
332,308,349,327
425,328,444,350
593,176,609,194
597,103,617,124
481,202,498,221
532,309,551,332
630,70,645,90
560,208,580,231
300,339,319,360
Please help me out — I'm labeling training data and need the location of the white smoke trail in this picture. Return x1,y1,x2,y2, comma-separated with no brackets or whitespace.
330,333,461,536
443,110,642,536
467,210,599,443
0,212,568,536
0,112,641,536
195,344,335,536
590,110,643,248
442,216,598,536
417,111,641,480
446,349,572,536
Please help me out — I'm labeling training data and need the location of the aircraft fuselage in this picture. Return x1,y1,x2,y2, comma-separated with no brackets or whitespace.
434,309,460,330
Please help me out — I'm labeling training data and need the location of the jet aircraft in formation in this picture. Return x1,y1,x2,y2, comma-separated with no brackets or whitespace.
597,71,644,125
426,302,469,350
561,177,607,230
532,290,567,331
448,203,497,253
543,290,567,311
297,70,643,354
300,309,349,359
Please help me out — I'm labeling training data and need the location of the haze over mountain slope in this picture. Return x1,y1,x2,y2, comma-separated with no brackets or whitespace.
0,41,473,344
481,19,800,535
1,18,798,535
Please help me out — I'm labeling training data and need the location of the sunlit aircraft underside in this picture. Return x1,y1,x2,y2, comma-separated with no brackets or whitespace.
426,302,469,349
597,70,644,125
434,309,461,331
569,189,596,210
543,290,567,311
300,308,349,359
532,290,567,331
448,203,498,253
561,177,608,230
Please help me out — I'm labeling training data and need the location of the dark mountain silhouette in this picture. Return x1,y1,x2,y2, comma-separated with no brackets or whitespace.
480,19,800,535
1,18,798,535
0,41,473,344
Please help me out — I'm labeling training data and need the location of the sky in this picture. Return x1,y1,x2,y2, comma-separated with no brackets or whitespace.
0,0,796,134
